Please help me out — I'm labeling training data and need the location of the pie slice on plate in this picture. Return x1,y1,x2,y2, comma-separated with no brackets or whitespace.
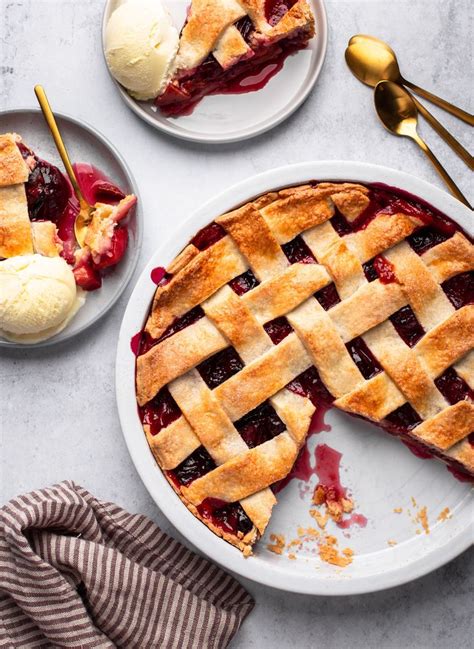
156,0,315,115
134,181,474,555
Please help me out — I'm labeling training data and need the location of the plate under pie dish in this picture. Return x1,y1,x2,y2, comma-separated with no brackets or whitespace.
117,163,473,594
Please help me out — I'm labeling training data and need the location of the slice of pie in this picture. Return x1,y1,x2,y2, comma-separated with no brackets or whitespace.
156,0,315,115
134,181,474,555
0,132,136,291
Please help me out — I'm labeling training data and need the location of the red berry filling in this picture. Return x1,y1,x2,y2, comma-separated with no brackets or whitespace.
372,255,398,284
314,283,340,310
282,236,316,264
346,337,382,380
264,316,293,344
287,366,334,405
191,222,226,250
442,272,474,309
408,226,451,255
389,305,425,347
197,347,244,388
140,388,181,436
197,498,253,536
229,269,259,295
168,447,216,486
235,402,286,448
435,368,474,405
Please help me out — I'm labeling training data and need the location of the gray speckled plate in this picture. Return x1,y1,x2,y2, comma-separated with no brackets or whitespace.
0,108,142,348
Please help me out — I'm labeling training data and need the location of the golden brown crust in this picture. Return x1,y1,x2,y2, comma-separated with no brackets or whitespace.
217,203,288,280
136,317,227,405
411,402,474,451
145,236,246,339
347,213,422,262
214,333,312,421
182,433,298,504
422,232,474,283
0,184,33,258
135,181,474,555
0,134,29,187
416,306,474,378
31,221,62,257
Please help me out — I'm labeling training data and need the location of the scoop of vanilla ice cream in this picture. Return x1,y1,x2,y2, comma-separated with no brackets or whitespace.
105,0,179,100
0,255,85,343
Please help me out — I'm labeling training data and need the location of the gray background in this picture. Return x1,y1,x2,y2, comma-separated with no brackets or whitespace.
1,0,473,647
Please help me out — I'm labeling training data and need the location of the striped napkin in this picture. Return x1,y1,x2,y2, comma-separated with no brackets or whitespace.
0,481,254,648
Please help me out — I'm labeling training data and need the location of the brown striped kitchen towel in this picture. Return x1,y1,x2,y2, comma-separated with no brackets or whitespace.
0,481,254,648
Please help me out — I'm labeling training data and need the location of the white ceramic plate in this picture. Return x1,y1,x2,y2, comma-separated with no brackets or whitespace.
116,162,473,595
0,108,142,348
102,0,327,143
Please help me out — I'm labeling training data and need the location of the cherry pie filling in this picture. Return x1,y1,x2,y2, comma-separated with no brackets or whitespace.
136,182,473,539
156,0,313,116
16,142,131,291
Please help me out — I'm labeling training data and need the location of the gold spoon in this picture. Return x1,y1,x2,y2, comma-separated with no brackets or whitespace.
345,36,474,126
374,80,471,209
34,85,92,247
345,37,474,169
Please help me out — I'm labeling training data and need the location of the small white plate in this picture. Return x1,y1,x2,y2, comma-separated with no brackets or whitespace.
0,109,142,348
116,162,473,595
102,0,328,143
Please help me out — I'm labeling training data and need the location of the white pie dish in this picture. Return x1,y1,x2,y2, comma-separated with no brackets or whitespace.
116,162,473,595
0,108,142,348
101,0,328,144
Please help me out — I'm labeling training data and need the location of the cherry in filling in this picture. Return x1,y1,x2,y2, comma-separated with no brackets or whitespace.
435,368,474,405
282,236,316,264
156,0,311,116
197,347,244,388
314,283,340,310
191,222,226,250
346,337,382,380
389,305,425,347
140,388,181,436
229,269,259,295
442,272,474,309
264,316,293,344
235,402,286,448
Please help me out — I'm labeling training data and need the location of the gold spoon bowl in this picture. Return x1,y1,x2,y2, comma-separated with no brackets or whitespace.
346,36,474,126
374,80,471,209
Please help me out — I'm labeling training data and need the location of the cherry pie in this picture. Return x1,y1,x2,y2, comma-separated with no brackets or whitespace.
0,132,136,290
134,181,474,555
156,0,315,116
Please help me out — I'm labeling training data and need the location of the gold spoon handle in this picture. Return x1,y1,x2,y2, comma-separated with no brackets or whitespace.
34,85,86,205
412,132,471,208
412,97,474,170
403,79,474,127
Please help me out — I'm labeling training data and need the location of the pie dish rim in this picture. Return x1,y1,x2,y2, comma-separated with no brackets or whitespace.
101,0,328,144
116,161,473,595
0,107,143,348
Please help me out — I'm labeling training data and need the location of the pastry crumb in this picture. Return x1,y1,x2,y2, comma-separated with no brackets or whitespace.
387,539,397,546
393,507,403,514
288,553,296,560
437,507,451,522
411,496,417,508
309,508,329,529
267,533,285,555
319,540,353,567
416,506,430,535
